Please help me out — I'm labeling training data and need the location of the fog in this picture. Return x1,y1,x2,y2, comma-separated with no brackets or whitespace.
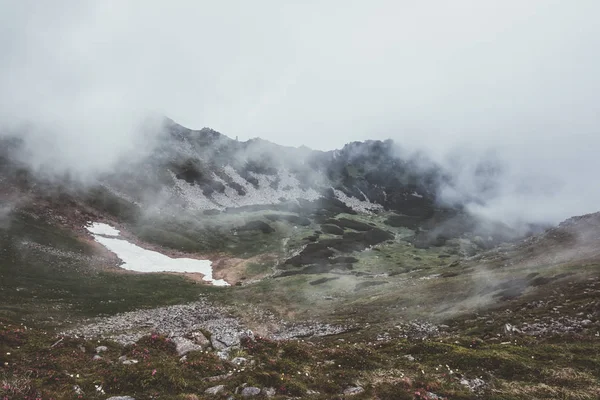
1,0,599,225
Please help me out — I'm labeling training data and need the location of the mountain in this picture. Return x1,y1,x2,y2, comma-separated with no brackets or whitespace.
0,120,598,399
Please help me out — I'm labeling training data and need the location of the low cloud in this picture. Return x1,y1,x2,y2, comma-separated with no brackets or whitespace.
1,1,599,225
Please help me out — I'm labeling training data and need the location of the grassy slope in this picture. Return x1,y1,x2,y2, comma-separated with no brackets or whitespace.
0,211,221,326
1,210,599,399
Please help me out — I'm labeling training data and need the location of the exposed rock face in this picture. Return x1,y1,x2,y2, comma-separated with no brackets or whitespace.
2,119,443,220
0,119,528,273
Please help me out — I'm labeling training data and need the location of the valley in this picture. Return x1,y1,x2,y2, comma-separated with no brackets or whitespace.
0,123,598,399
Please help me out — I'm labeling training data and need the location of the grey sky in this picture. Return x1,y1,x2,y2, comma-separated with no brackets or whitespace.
1,0,599,224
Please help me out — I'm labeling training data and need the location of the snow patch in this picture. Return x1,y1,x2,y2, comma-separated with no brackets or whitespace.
86,222,228,286
86,222,121,237
333,189,384,214
171,165,321,211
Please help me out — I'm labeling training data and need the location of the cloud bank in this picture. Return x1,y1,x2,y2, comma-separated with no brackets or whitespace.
0,0,599,225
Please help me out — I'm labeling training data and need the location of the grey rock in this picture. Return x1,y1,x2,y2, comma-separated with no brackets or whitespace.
217,349,231,360
211,332,240,350
460,377,486,392
205,372,234,382
172,336,202,356
240,329,255,342
118,355,127,362
92,355,103,361
122,359,138,365
241,386,261,397
204,385,226,395
343,386,364,396
191,331,211,347
231,357,248,365
404,354,415,361
61,299,347,348
106,397,136,400
263,387,276,397
504,323,522,335
95,346,108,353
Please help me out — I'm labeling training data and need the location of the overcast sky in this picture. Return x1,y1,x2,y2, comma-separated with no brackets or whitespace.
1,0,599,224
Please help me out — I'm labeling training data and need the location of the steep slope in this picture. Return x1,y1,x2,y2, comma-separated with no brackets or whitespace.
0,120,526,285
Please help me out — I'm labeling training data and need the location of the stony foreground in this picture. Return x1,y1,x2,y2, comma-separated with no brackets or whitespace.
2,289,599,400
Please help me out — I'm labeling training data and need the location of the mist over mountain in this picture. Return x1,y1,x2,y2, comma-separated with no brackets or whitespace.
1,2,599,399
2,1,600,228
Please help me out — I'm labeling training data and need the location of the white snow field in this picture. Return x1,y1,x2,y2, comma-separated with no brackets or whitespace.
85,222,229,286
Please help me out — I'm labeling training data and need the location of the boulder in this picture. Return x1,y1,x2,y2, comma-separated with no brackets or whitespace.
231,357,247,365
191,331,211,347
204,385,226,395
172,337,202,356
106,397,136,400
343,386,364,396
95,346,108,353
241,386,261,397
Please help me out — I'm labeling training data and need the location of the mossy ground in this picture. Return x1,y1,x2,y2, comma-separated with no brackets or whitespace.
1,210,599,399
1,314,598,399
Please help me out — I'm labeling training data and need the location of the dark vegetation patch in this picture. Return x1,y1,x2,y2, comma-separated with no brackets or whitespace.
384,214,424,229
309,277,340,286
85,187,141,223
237,220,275,234
133,218,284,257
320,224,344,235
441,271,460,278
303,234,319,242
330,256,359,264
355,280,388,291
412,232,449,248
278,263,354,277
280,227,392,275
324,217,374,231
170,159,229,196
238,169,260,188
244,159,279,176
203,209,221,215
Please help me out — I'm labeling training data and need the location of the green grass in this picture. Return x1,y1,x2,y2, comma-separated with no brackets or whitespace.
0,211,221,326
1,206,599,399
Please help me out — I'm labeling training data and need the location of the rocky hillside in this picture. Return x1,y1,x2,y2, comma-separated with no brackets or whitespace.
0,121,598,399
